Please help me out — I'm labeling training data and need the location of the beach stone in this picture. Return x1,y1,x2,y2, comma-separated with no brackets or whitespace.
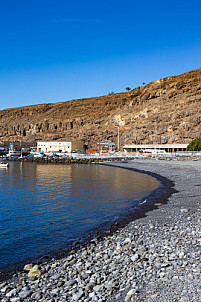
124,238,131,244
19,289,33,298
28,265,41,277
51,288,60,295
6,288,17,298
131,254,139,262
10,298,21,302
69,259,76,266
138,248,146,256
72,290,84,300
159,272,166,277
179,252,185,258
57,281,64,287
81,272,88,280
85,283,95,291
125,288,136,301
31,292,42,299
51,273,60,280
89,292,95,298
0,282,7,289
65,279,76,287
24,264,33,271
180,208,189,213
1,286,12,294
93,285,102,292
51,262,59,268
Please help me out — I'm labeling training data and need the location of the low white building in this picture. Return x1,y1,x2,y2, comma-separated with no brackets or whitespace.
123,143,188,153
37,141,84,153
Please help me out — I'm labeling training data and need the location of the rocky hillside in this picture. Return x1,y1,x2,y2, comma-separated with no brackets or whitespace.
0,68,201,150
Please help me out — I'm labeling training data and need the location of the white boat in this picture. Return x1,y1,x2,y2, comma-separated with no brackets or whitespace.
6,150,21,158
0,162,9,168
5,141,21,158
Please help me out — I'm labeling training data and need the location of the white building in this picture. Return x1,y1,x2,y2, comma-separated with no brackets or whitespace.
37,141,84,153
123,143,188,153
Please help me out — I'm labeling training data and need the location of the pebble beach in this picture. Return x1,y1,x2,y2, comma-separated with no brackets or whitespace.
0,158,200,302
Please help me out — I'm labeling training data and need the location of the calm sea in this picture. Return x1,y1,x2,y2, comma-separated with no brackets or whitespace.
0,162,160,271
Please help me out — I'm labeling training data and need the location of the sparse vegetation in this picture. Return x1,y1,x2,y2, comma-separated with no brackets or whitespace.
125,87,131,92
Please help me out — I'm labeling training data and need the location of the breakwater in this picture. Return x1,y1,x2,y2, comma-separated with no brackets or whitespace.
3,156,132,164
3,154,201,166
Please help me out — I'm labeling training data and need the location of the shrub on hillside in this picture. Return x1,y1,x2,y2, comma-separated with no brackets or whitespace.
186,138,201,151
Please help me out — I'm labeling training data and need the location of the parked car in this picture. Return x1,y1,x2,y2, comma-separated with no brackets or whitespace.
50,153,59,158
61,155,72,159
26,154,34,158
34,152,45,158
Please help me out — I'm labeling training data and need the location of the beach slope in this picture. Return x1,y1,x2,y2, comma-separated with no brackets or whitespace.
0,159,200,301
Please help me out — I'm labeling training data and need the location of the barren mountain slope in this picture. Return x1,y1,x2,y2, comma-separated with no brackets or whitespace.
0,68,200,149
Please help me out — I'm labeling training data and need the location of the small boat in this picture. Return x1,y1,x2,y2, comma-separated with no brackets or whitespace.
6,150,21,158
5,141,21,158
121,159,128,163
0,162,9,168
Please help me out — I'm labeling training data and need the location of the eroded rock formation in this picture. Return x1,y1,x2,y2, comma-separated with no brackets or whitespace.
0,68,201,150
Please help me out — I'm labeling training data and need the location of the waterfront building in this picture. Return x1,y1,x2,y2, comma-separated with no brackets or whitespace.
37,141,84,153
123,143,188,153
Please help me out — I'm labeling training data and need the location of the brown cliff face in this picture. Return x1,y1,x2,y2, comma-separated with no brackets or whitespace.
0,68,201,150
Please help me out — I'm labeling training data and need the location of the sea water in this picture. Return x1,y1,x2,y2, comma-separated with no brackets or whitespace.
0,162,160,270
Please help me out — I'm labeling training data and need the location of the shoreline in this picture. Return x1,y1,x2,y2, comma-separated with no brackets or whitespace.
0,159,200,301
0,162,170,279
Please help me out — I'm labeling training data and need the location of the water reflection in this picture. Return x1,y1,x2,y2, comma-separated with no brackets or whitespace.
0,162,160,270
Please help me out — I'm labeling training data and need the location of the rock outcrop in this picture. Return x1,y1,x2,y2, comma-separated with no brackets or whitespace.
0,68,201,150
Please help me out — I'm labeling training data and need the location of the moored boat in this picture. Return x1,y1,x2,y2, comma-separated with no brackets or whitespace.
6,150,21,158
0,162,9,168
6,141,21,158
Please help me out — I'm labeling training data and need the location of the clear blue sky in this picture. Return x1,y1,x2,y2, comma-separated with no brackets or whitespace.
0,0,201,110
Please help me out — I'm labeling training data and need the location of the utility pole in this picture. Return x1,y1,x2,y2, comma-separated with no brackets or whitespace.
118,125,120,152
114,121,120,152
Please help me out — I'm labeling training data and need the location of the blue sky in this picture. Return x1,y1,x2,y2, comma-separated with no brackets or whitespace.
0,0,201,110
